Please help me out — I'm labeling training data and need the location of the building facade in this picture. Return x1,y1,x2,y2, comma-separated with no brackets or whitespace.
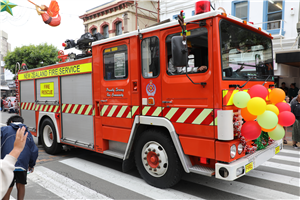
160,0,300,91
0,30,11,85
79,0,159,38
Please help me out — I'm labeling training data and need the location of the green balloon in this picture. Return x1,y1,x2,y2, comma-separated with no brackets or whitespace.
233,91,250,108
257,110,278,129
268,125,285,140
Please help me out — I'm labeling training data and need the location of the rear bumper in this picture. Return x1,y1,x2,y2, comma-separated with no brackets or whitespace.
215,139,283,181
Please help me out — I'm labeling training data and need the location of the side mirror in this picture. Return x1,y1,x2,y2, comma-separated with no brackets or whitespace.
171,36,188,67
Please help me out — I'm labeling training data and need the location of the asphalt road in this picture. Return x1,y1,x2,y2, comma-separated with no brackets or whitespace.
1,111,300,200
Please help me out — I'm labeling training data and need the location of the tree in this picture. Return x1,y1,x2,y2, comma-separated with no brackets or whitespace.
4,43,59,74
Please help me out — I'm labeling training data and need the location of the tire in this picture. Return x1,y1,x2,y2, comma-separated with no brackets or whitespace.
134,128,184,188
40,118,62,154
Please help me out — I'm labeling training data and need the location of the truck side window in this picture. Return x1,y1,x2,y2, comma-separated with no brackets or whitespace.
166,28,208,75
103,45,128,80
141,36,160,78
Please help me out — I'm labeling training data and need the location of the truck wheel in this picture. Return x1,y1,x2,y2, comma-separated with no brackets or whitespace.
40,118,62,154
135,128,184,188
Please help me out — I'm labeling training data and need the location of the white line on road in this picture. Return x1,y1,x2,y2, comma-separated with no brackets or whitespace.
9,196,16,200
60,158,202,200
27,166,112,200
273,154,300,163
261,161,300,173
281,149,300,155
182,172,300,200
246,170,300,187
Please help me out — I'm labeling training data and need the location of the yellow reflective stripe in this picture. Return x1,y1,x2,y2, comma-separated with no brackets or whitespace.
92,108,95,116
152,107,162,116
39,105,44,111
84,105,92,115
62,104,66,112
71,104,78,114
129,106,139,118
44,105,49,112
117,106,127,118
227,90,239,106
210,116,218,126
142,106,151,115
107,105,117,117
177,108,195,123
48,105,53,112
266,89,271,101
101,105,108,116
65,104,72,113
222,90,228,98
192,109,213,124
165,108,178,120
53,105,59,113
77,105,85,115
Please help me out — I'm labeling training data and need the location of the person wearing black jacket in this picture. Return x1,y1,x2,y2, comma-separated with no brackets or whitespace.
291,94,300,149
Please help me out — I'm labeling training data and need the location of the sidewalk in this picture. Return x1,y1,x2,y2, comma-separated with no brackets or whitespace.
284,126,293,146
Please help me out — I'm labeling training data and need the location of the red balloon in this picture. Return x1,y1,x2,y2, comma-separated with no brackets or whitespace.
278,111,296,126
241,121,262,140
275,102,291,113
248,85,269,99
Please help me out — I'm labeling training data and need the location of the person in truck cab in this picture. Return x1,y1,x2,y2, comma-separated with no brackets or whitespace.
168,40,207,75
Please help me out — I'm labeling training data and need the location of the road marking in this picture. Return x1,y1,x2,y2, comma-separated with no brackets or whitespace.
281,149,300,155
246,170,300,187
261,161,300,173
27,166,112,200
60,158,202,200
273,154,300,163
9,196,16,200
182,172,300,200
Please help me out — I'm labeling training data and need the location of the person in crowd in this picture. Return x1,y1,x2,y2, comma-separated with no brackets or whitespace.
291,94,300,149
283,96,290,144
1,127,28,199
1,115,39,200
280,82,289,95
0,98,3,111
289,83,299,100
8,99,15,113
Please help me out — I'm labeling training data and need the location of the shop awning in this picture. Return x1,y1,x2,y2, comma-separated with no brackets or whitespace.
0,85,10,90
276,50,300,67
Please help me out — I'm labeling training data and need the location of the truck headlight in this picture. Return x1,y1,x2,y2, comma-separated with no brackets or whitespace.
238,143,243,154
230,144,237,158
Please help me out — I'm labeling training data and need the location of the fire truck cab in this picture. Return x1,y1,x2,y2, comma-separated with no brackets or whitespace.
18,9,282,188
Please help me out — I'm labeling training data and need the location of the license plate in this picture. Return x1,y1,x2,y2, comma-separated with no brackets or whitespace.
245,162,253,173
275,146,280,154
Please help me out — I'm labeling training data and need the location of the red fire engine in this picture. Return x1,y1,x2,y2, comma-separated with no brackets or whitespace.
17,4,282,188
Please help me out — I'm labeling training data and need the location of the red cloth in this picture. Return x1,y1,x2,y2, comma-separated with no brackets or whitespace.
41,13,61,27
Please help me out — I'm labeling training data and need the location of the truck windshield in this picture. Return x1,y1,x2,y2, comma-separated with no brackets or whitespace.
220,20,274,80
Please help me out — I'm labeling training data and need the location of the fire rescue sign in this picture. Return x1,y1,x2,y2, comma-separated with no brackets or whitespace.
18,63,92,80
40,82,54,97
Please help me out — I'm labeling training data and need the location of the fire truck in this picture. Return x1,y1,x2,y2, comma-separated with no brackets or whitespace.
17,3,282,188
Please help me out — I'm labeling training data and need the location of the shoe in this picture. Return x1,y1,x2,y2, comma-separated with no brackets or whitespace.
284,140,287,144
293,144,298,149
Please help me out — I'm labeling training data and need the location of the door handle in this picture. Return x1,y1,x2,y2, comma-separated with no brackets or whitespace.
101,100,107,102
162,100,173,104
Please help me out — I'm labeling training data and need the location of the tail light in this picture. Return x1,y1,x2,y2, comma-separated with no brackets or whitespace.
195,0,210,15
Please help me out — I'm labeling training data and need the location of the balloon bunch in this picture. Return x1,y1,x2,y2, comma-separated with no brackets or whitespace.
233,85,296,141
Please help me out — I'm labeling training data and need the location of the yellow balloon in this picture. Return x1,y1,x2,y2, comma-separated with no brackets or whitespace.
247,97,266,115
266,104,279,116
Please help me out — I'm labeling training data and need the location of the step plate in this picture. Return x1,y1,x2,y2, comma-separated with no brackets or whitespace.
189,165,215,176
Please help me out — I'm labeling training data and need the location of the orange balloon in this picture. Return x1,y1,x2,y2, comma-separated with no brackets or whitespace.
261,126,277,132
269,88,285,104
241,107,257,121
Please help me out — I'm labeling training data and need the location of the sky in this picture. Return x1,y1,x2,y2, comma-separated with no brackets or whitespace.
1,0,111,79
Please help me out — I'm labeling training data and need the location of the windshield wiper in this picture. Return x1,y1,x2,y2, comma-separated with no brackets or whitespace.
239,76,253,88
262,75,271,86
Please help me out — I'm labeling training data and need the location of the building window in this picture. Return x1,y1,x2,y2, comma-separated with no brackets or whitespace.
103,25,109,38
103,45,128,80
116,22,122,36
263,0,284,35
232,0,248,21
92,28,97,35
141,36,160,78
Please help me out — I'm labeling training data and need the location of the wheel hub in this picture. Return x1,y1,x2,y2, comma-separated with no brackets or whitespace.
141,141,168,177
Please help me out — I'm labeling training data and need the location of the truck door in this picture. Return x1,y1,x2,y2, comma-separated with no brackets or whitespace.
99,40,132,145
140,34,162,117
161,22,215,139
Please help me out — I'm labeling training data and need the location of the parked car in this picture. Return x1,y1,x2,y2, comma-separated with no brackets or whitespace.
3,97,17,112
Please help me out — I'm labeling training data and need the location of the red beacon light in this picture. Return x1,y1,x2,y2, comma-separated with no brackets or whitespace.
195,0,210,15
62,43,67,47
